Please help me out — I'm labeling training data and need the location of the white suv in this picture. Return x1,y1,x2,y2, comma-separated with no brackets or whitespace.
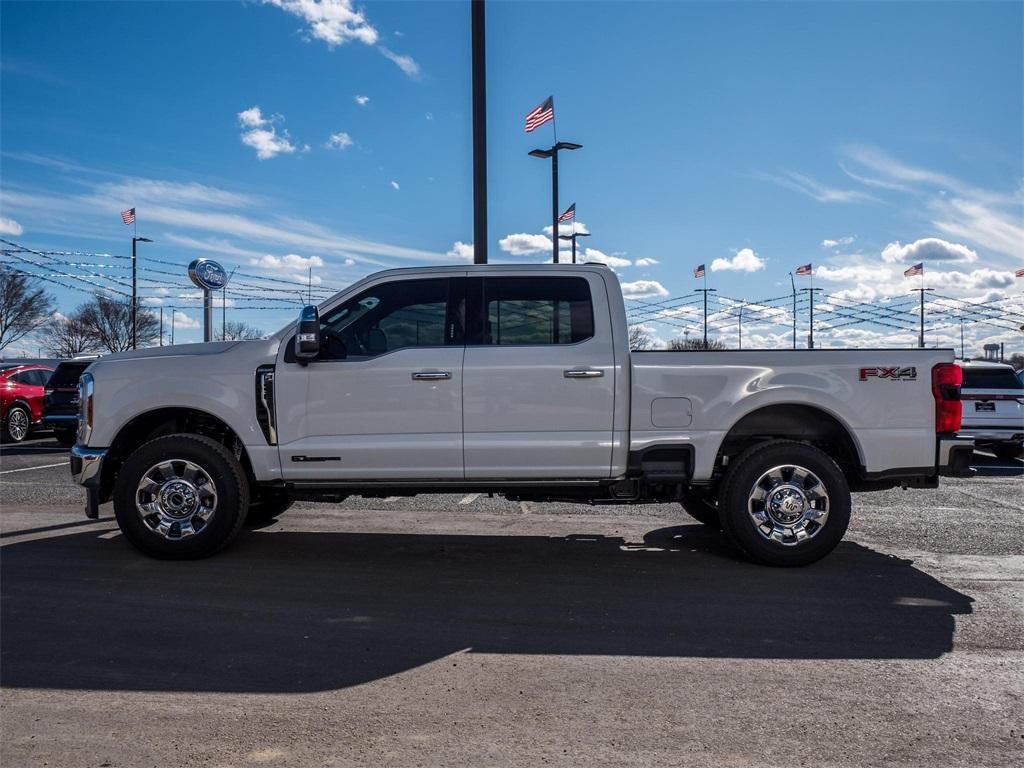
958,361,1024,460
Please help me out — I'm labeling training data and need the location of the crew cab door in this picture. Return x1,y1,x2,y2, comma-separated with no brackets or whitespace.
462,273,615,479
275,276,465,481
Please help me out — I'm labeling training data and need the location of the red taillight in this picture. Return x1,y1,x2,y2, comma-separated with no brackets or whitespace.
932,363,962,434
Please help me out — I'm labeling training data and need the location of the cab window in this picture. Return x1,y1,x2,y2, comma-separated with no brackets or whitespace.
477,277,594,346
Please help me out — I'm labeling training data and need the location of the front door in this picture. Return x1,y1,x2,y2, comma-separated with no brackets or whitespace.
276,276,465,481
462,273,616,479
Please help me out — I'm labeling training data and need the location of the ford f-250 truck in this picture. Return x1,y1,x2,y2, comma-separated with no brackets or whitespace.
71,264,974,565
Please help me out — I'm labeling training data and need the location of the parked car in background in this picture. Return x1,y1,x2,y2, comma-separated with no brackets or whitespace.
44,359,98,447
0,364,54,442
958,361,1024,460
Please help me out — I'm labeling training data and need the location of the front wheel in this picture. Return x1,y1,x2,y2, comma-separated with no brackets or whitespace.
112,433,250,559
717,440,851,566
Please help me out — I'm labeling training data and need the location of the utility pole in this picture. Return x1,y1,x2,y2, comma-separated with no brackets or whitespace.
130,235,152,349
222,284,227,340
910,287,934,348
557,228,590,263
738,303,744,350
695,288,717,346
960,317,964,360
159,307,163,347
801,287,823,348
471,0,488,264
170,308,175,345
788,272,797,350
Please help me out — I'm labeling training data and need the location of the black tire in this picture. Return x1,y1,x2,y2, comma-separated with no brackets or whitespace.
54,430,77,448
679,490,721,528
246,491,293,524
992,443,1023,460
3,404,32,443
112,433,250,559
717,440,851,567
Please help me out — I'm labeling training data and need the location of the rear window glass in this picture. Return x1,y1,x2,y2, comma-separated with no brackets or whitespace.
962,368,1024,390
47,363,89,388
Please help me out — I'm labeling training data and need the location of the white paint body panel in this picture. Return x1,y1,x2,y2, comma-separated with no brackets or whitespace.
81,265,954,487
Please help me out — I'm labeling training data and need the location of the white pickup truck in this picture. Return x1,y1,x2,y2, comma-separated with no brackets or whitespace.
71,264,973,565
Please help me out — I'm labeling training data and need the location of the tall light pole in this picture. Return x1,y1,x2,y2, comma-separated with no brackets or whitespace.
557,229,590,263
472,0,488,264
529,141,582,263
131,236,152,349
788,272,797,350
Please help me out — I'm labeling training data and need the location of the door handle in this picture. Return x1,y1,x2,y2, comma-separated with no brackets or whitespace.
563,368,604,379
412,371,452,381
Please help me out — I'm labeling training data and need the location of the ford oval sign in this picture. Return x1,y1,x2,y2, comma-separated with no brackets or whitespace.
188,259,228,291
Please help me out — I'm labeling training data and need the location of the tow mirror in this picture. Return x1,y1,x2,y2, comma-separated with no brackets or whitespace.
295,305,321,364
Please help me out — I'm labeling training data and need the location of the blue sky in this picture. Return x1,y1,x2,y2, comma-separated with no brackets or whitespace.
1,0,1021,351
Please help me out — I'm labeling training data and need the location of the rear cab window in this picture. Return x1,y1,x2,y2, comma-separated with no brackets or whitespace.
468,276,595,346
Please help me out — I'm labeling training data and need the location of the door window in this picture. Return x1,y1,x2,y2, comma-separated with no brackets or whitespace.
477,277,593,345
317,278,458,360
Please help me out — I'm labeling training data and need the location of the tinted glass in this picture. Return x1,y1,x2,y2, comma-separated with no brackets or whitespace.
31,369,51,386
9,371,33,385
47,363,89,389
480,277,593,346
962,368,1024,390
318,278,452,359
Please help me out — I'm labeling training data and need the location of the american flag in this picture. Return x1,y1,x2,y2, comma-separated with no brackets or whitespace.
558,203,575,223
525,96,554,133
904,262,923,277
1015,267,1024,278
120,208,136,225
693,264,705,278
795,263,812,276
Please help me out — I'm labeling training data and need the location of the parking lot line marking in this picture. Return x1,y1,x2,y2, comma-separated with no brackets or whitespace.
0,461,67,475
459,494,480,505
97,530,121,539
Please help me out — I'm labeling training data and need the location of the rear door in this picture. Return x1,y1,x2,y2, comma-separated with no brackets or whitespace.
462,273,615,479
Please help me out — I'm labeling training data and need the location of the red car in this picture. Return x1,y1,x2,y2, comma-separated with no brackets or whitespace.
1,364,54,443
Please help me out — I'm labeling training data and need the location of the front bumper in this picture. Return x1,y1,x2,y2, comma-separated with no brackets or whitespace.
938,436,975,478
70,445,106,488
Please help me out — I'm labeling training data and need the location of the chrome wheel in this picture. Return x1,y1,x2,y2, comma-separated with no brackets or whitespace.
7,407,29,442
135,459,218,540
747,464,829,546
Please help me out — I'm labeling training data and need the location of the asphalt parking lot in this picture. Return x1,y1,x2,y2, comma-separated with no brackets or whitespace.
2,437,1022,767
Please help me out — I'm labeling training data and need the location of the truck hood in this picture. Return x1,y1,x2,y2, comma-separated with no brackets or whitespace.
99,341,242,361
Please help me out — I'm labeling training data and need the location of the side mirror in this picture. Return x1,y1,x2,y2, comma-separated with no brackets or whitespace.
294,305,321,364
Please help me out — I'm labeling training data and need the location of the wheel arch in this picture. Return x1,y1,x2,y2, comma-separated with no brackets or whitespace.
99,407,255,502
715,403,864,483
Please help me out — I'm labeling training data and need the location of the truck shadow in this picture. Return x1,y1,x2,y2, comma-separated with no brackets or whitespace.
1,524,973,693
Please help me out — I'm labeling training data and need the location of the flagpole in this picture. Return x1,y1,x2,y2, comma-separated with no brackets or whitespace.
551,96,558,144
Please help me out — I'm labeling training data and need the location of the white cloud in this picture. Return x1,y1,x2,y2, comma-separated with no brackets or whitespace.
250,253,325,272
498,233,552,256
0,216,24,235
881,238,978,265
326,131,353,149
930,198,1024,259
634,258,659,267
543,221,590,237
425,112,434,121
711,247,765,272
390,180,400,190
759,171,877,204
97,178,257,209
354,94,370,106
171,310,200,330
620,280,669,299
237,106,298,160
378,47,420,78
816,265,894,283
821,236,855,248
579,248,631,269
263,0,378,47
446,241,474,262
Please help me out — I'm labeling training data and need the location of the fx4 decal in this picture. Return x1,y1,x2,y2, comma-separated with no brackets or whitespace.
859,366,917,381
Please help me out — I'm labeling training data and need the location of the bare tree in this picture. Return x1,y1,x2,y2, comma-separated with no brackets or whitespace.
667,337,727,351
0,268,55,350
628,324,653,351
76,294,159,352
1009,352,1024,371
39,313,96,358
218,321,264,341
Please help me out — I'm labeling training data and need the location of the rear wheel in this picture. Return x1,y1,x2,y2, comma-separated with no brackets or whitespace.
113,433,250,559
3,404,31,443
679,490,721,528
717,440,851,566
